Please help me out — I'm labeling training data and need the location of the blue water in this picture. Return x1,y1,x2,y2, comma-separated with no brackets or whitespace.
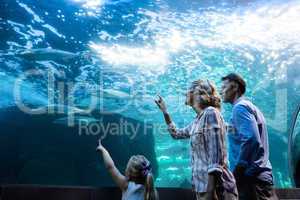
1,0,300,188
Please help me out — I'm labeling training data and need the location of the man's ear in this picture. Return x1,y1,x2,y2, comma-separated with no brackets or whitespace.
231,82,239,93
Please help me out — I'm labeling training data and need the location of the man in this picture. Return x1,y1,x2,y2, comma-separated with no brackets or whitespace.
220,73,278,200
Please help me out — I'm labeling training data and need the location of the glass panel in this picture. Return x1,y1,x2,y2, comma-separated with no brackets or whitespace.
289,104,300,187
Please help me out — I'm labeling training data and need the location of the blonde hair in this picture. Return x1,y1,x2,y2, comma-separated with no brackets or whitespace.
126,155,158,200
189,79,221,109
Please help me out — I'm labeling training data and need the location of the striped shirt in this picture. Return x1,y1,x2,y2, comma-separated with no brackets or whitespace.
168,106,237,194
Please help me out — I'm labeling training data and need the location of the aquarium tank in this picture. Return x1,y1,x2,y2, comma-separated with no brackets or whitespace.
0,0,299,188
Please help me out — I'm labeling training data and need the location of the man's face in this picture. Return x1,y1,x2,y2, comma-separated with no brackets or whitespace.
220,79,238,103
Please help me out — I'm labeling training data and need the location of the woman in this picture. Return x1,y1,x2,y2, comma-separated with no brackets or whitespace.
155,79,237,200
96,139,159,200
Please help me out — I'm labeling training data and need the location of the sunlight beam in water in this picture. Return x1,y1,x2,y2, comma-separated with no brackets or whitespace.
72,0,104,9
89,29,192,74
89,42,169,73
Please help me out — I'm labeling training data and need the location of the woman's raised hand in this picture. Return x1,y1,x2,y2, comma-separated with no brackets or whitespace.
154,95,167,113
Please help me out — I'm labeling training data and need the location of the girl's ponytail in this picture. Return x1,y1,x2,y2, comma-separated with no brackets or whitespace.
144,173,158,200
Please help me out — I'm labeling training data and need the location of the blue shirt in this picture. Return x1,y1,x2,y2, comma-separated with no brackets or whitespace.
227,97,273,184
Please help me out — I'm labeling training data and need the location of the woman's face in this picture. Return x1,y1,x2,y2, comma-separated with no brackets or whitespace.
185,89,194,106
185,89,205,110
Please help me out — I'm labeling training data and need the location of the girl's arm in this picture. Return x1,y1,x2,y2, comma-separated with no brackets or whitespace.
96,139,128,190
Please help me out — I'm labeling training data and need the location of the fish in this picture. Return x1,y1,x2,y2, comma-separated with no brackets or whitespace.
14,48,93,63
102,89,130,99
53,115,100,125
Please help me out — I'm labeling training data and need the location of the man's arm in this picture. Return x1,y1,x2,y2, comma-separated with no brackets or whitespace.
233,105,261,172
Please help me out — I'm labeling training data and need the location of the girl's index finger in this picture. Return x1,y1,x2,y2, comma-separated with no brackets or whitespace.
158,94,162,101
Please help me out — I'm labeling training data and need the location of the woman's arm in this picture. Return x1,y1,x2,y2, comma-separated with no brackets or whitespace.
155,95,191,139
154,95,172,124
205,109,223,198
206,174,217,198
96,139,128,190
205,109,224,175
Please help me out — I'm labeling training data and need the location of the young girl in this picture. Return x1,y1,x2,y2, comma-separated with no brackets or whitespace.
96,139,159,200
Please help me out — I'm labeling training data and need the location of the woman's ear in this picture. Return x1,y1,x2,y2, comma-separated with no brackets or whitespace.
198,94,210,107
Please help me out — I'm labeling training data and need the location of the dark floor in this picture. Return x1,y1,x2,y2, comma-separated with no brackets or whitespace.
1,185,300,200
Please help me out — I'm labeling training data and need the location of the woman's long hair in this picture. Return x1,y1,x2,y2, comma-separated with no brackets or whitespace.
126,155,159,200
189,79,221,109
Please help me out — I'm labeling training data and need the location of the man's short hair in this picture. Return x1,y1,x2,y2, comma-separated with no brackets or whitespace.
221,73,246,95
